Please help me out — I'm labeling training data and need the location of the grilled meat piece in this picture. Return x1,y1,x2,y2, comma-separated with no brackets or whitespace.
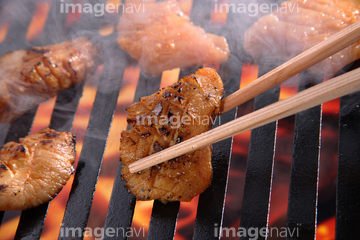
244,0,360,77
117,0,230,75
0,37,99,123
121,67,224,203
0,128,76,211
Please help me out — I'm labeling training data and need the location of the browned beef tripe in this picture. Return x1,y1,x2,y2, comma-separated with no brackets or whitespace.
120,67,225,203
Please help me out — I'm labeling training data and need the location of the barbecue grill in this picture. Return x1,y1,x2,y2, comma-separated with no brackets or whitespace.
0,0,359,239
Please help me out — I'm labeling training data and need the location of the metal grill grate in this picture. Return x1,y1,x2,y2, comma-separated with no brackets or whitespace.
0,0,359,239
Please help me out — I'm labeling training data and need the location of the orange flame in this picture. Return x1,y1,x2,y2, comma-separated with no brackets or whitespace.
65,0,82,26
0,21,9,43
26,0,50,41
316,217,335,240
0,2,340,240
211,0,229,25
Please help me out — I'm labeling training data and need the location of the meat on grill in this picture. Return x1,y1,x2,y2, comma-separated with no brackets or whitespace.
0,128,76,211
244,0,360,77
117,0,230,75
120,67,224,203
0,37,99,123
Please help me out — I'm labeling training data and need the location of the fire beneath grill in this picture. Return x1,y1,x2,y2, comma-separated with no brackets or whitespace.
0,68,338,240
0,0,357,240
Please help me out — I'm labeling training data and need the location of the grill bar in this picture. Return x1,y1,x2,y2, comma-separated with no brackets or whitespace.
49,82,85,132
188,0,213,28
193,59,241,240
59,40,126,239
336,62,360,240
103,72,162,240
102,162,136,240
147,1,215,238
286,72,323,240
147,201,180,240
14,204,49,240
3,108,38,143
239,64,281,240
192,0,254,236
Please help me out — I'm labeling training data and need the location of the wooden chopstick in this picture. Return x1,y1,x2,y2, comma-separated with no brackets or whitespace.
129,67,360,173
221,20,360,114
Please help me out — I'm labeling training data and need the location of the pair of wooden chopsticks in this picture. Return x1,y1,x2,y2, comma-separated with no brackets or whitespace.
129,20,360,174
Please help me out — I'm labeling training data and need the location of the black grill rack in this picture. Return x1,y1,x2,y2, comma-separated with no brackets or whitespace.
0,0,359,239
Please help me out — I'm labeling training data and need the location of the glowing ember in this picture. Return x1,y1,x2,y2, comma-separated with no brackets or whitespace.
317,217,335,240
65,0,82,26
211,0,229,25
26,0,50,41
0,22,9,43
0,2,340,240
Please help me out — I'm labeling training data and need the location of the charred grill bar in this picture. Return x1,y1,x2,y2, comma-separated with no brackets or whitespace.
335,61,360,240
286,71,323,240
239,65,280,240
0,0,359,239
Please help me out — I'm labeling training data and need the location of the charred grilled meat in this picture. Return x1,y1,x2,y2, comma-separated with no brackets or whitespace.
0,37,99,123
121,67,224,203
0,128,76,211
117,0,230,75
244,0,360,77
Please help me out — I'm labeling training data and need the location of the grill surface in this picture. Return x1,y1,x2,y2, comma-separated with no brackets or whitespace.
0,0,360,239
